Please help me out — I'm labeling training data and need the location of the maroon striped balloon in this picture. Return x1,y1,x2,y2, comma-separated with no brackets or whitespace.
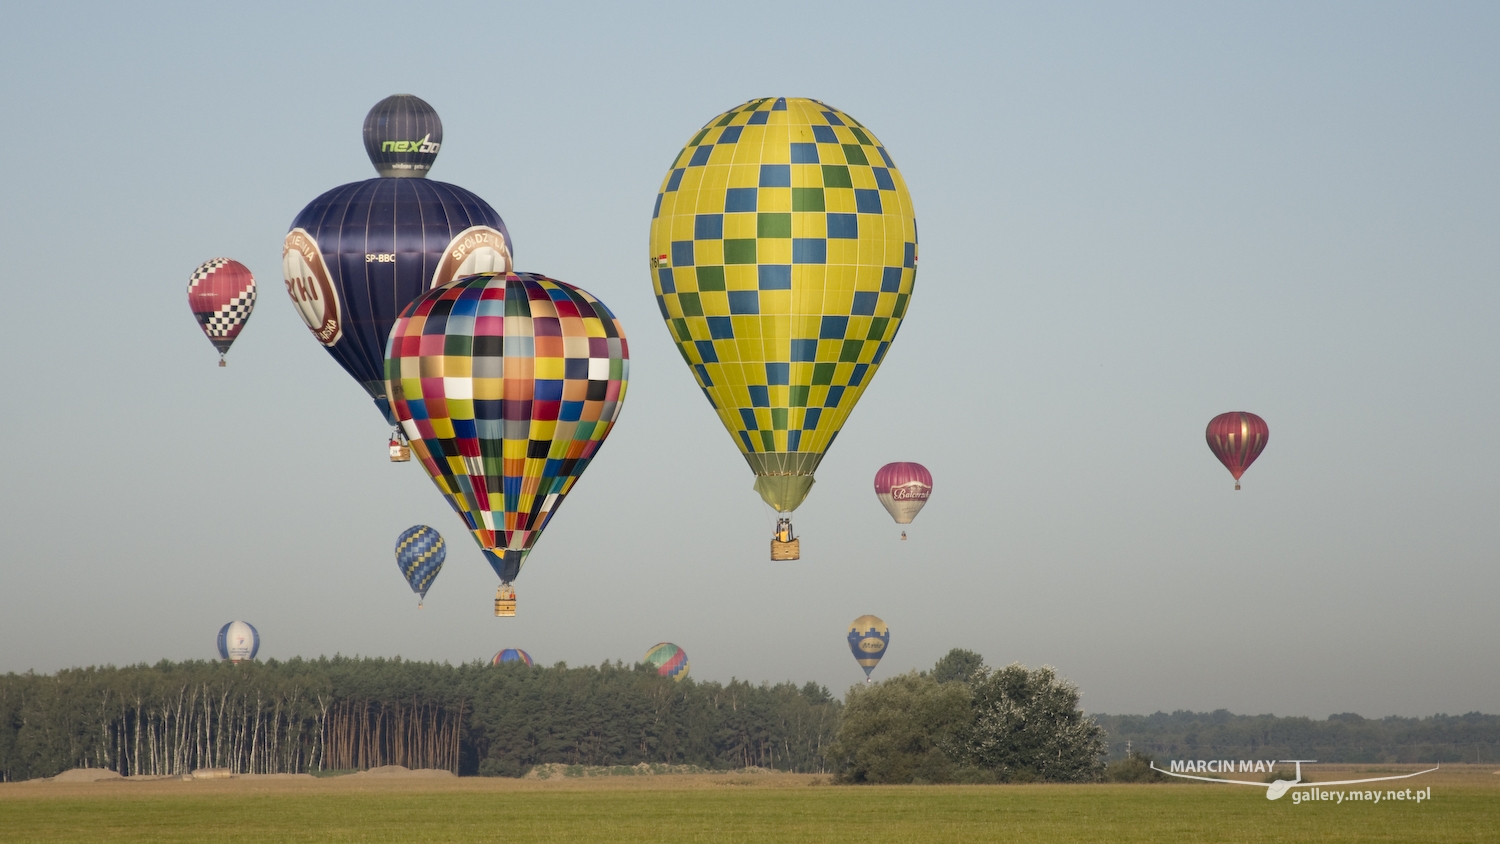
874,462,933,525
1205,412,1268,489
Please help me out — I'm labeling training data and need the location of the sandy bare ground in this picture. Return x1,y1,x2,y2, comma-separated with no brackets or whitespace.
3,763,1492,800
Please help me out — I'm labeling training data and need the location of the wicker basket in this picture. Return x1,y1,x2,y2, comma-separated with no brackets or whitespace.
770,538,801,561
495,585,516,617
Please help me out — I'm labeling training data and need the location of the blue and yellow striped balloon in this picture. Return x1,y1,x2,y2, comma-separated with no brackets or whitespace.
847,615,889,679
395,525,445,603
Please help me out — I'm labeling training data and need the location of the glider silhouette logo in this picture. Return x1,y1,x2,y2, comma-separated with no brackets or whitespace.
1152,759,1438,802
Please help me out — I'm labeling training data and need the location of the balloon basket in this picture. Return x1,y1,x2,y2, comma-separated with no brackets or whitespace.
389,439,411,463
495,585,516,617
1234,482,1241,491
218,359,226,368
771,538,800,561
900,531,907,541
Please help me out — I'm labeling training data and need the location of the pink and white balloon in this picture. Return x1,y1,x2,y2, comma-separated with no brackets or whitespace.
874,462,932,528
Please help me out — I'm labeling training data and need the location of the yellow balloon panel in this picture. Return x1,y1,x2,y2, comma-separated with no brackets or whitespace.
649,98,917,498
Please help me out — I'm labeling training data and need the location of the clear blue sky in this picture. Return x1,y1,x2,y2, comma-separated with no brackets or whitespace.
0,1,1495,718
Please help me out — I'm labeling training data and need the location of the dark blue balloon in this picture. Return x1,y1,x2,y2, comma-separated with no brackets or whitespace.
283,179,513,423
364,94,443,178
395,525,446,601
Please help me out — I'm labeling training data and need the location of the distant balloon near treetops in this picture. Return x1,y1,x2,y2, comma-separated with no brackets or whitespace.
187,258,256,366
649,98,917,558
644,643,689,681
386,273,629,617
847,615,889,681
874,462,931,539
284,95,513,457
363,94,443,178
217,620,259,663
394,525,445,606
1206,412,1269,490
491,649,533,666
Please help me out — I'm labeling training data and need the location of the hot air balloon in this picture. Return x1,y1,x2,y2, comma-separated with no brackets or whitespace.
386,272,629,616
395,525,445,606
649,97,918,559
188,258,256,366
644,643,689,681
217,620,259,663
1206,412,1269,490
491,648,533,666
284,94,513,461
874,462,931,539
847,615,888,681
364,94,444,178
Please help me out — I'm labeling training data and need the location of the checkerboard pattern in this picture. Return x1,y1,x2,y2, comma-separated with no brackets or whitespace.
394,524,446,600
649,98,917,482
385,272,629,584
187,258,256,356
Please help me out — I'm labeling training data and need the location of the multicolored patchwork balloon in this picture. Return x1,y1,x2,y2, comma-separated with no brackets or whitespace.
385,272,629,594
491,648,533,666
649,97,917,517
1206,412,1269,490
187,258,256,366
394,525,445,604
874,462,932,526
644,642,689,681
847,615,889,680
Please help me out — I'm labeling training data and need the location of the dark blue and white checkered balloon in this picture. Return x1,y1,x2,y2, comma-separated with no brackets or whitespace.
395,525,446,603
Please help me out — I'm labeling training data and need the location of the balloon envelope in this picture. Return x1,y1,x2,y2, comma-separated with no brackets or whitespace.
644,643,689,681
394,525,445,599
491,648,533,666
187,258,256,360
1206,412,1269,485
364,94,442,178
648,97,918,513
217,620,259,662
386,272,629,584
874,462,932,524
284,178,512,424
847,615,889,677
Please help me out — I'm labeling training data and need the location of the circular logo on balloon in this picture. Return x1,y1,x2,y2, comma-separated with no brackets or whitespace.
282,228,342,346
433,226,512,286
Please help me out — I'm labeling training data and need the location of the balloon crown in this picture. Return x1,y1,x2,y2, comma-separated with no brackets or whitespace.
363,94,443,178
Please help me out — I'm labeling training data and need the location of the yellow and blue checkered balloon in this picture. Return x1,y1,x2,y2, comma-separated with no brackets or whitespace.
395,525,445,602
649,98,917,513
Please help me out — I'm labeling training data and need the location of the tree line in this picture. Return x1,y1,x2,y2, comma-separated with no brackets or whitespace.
1095,709,1500,765
0,657,839,782
5,656,1496,782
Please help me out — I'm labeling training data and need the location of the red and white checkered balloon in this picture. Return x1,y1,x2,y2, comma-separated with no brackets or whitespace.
188,258,256,363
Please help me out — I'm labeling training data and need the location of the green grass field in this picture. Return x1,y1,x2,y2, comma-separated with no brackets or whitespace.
1,769,1494,843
